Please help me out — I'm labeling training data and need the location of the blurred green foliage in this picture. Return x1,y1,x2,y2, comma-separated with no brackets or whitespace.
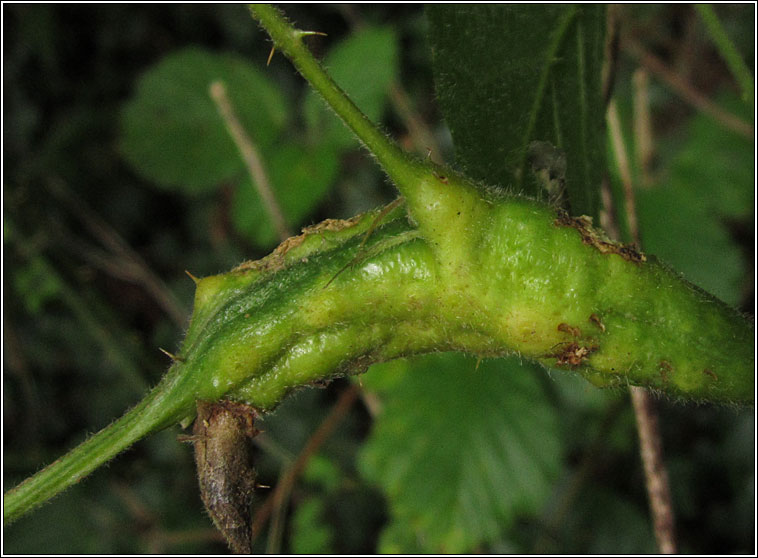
635,93,754,306
121,47,290,193
360,355,562,553
3,4,754,554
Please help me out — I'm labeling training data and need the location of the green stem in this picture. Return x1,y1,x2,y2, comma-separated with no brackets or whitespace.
249,4,420,190
248,3,486,261
3,363,192,524
695,4,754,110
2,206,410,524
245,2,752,406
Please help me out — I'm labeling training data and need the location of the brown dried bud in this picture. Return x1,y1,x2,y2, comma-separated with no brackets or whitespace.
190,400,260,554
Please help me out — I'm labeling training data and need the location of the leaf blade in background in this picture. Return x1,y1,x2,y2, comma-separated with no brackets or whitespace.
359,354,563,553
635,92,753,307
303,25,399,151
291,497,335,554
120,47,288,193
426,5,606,218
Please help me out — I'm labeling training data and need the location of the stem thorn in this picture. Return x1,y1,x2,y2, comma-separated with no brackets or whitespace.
266,45,276,66
159,347,185,362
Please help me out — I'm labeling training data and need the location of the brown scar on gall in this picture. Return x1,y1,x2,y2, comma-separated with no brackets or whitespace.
234,214,367,274
433,172,449,184
557,322,582,337
554,211,646,263
310,378,333,389
548,342,597,368
703,368,718,381
589,313,606,332
659,360,673,383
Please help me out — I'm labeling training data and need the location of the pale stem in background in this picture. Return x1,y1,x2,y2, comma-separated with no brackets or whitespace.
253,385,361,549
209,80,292,242
623,37,753,140
632,69,655,188
608,96,677,554
336,4,446,164
389,83,445,165
607,99,639,242
629,387,677,554
48,177,188,328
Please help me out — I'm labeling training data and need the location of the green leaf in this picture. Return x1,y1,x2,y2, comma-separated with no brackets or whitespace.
13,255,62,314
553,487,658,553
667,93,753,219
426,5,606,218
231,141,339,247
373,521,427,554
303,26,399,151
636,92,753,306
360,354,562,553
120,47,288,193
291,497,335,554
302,454,342,492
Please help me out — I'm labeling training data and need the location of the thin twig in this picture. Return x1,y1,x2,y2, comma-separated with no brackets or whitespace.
47,178,188,328
606,99,639,242
601,4,621,108
629,387,677,554
11,241,149,393
632,69,655,187
599,175,621,242
389,83,445,164
607,96,677,554
112,480,158,526
112,479,226,553
623,36,753,139
3,315,42,445
251,384,360,543
209,80,292,242
265,468,289,554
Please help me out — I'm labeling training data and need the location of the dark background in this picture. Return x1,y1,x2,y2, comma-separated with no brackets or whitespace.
3,4,754,554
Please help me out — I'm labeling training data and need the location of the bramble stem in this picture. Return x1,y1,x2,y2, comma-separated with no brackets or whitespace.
248,4,421,190
4,4,753,529
3,365,192,524
248,3,488,261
